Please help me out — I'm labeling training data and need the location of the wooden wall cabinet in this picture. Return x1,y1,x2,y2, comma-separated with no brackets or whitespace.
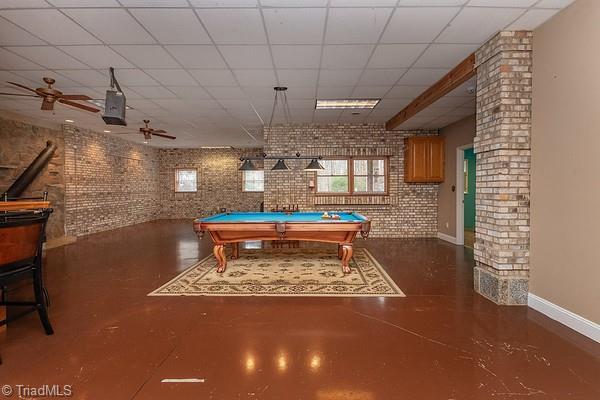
404,136,445,183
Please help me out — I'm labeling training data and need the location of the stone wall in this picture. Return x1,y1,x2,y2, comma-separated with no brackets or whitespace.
263,124,439,238
63,125,160,237
0,115,66,240
473,31,532,305
158,147,264,219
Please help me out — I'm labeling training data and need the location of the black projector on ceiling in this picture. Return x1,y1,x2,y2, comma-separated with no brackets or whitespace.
101,90,127,126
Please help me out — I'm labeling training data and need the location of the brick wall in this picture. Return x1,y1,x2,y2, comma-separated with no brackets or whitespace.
264,124,439,238
63,125,160,236
0,115,65,240
473,31,532,305
158,147,264,219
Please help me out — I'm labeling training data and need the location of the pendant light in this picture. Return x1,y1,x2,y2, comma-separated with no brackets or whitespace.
272,159,289,171
304,158,324,171
239,159,257,171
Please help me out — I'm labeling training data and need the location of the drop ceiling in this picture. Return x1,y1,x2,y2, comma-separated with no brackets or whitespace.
0,0,572,147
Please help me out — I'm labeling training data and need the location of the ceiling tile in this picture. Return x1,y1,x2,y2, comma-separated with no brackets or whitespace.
318,69,362,86
414,44,478,68
351,86,388,98
358,68,406,86
218,45,273,68
58,46,134,69
56,86,105,98
436,7,525,43
0,10,100,45
0,71,37,88
130,86,177,99
260,0,327,6
0,49,41,69
535,0,574,7
0,18,45,45
263,8,326,45
130,9,211,45
165,45,226,69
367,44,426,68
110,69,158,86
468,0,536,6
190,0,258,5
396,68,448,85
56,69,108,86
321,45,374,69
145,69,198,86
47,0,120,6
271,45,321,68
205,86,246,99
285,86,316,99
12,70,81,87
7,46,88,69
0,0,51,7
233,69,277,86
242,86,278,99
166,86,212,99
196,8,267,44
276,69,318,87
330,0,397,5
189,69,237,86
381,7,458,43
127,99,162,110
429,95,473,107
119,0,189,6
316,86,354,98
399,0,467,4
506,9,559,30
375,98,412,110
325,8,393,44
386,85,429,98
63,9,155,45
111,45,180,68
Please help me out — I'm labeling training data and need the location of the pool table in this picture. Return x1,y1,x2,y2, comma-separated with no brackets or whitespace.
193,212,371,274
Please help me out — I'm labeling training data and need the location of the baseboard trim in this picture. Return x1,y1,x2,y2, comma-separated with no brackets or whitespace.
528,293,600,343
437,232,458,245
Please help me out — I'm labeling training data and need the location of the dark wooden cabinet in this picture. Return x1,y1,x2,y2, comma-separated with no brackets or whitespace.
404,136,445,183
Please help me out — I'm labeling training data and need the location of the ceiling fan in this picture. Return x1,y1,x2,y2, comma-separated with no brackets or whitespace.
113,120,176,143
0,77,100,113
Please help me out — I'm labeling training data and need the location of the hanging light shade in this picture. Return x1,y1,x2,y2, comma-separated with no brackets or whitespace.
271,159,289,171
239,159,257,171
304,158,324,171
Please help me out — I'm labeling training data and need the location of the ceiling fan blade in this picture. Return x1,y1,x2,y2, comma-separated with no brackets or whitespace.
0,92,39,97
152,129,167,133
152,132,176,140
60,94,92,100
58,98,100,113
6,81,37,94
41,99,54,111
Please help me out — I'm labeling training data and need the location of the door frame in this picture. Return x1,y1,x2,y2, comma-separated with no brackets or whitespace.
456,144,474,246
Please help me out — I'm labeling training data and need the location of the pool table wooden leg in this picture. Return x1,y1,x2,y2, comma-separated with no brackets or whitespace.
214,244,227,273
340,244,353,274
231,242,239,259
337,244,343,260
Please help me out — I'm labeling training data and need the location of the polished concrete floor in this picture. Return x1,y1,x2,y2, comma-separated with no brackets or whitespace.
0,220,598,400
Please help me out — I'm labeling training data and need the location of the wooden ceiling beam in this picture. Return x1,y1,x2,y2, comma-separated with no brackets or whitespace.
385,53,476,131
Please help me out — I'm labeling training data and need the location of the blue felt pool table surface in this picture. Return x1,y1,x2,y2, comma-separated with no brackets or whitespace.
200,212,367,223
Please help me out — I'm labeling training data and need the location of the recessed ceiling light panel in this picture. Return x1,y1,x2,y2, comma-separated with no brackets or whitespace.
315,99,380,110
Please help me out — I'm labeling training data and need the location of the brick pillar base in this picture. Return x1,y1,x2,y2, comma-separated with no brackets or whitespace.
474,263,529,305
473,31,532,305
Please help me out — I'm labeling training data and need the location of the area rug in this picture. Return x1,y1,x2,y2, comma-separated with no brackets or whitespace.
148,248,405,297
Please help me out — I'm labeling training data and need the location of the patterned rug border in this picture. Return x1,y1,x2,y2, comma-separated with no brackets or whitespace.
148,248,405,298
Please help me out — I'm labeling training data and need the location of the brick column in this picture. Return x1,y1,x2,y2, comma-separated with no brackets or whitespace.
473,31,532,305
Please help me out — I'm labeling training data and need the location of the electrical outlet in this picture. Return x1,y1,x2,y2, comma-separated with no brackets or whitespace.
445,222,449,229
